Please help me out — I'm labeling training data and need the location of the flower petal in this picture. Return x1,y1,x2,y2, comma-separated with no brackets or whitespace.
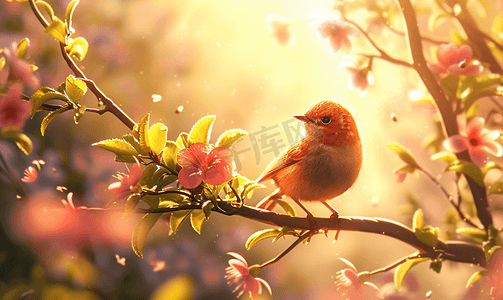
468,146,488,167
227,252,248,266
21,166,37,182
466,117,485,140
443,135,469,153
228,259,250,276
447,64,482,76
205,161,233,186
456,44,474,62
256,277,272,295
128,159,142,187
209,146,234,165
178,167,203,188
177,143,212,167
483,140,503,157
428,62,447,76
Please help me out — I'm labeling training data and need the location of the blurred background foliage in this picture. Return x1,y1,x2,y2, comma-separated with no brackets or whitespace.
0,0,502,299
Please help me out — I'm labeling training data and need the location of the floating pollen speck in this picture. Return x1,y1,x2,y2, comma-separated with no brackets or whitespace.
391,113,397,122
175,105,184,114
56,186,68,192
152,94,162,103
116,254,126,266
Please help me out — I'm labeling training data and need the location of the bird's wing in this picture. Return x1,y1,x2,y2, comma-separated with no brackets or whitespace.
256,140,308,183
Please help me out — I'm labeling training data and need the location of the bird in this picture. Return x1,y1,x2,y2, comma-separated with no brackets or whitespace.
256,99,363,233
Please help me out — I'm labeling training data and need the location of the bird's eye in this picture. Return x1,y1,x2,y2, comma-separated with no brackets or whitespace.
321,116,331,125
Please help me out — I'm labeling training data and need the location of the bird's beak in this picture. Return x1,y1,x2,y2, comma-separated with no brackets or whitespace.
293,114,310,122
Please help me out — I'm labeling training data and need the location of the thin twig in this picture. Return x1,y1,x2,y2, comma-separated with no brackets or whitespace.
417,166,481,229
368,252,430,276
0,152,27,198
21,94,101,114
259,231,311,269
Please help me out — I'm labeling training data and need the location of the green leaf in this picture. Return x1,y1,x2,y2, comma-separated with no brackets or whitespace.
66,37,88,61
412,209,425,231
394,255,429,289
41,105,71,136
65,0,80,34
44,17,67,44
30,87,69,117
16,38,29,59
92,138,138,155
202,201,213,220
0,57,5,73
415,226,440,247
157,175,177,190
245,228,282,250
431,151,458,165
140,164,159,188
241,181,265,199
138,114,150,153
176,132,189,149
450,30,466,46
488,181,503,195
150,167,168,189
36,1,55,21
170,210,192,234
125,194,141,216
162,141,181,172
190,210,205,234
115,154,136,163
466,270,488,288
132,213,161,258
65,75,87,104
430,260,442,273
150,275,194,300
439,74,460,100
456,227,487,243
275,199,296,217
1,128,33,155
123,134,148,155
148,123,168,156
188,115,215,145
447,161,485,187
216,129,247,149
388,142,418,167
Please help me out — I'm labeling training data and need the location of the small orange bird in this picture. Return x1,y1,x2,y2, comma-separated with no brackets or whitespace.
256,99,363,229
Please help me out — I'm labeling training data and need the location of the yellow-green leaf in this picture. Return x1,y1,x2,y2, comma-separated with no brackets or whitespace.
241,181,265,199
415,226,440,247
447,161,485,187
150,275,194,300
170,210,192,234
65,0,80,34
466,270,488,288
125,194,141,216
245,228,282,250
216,129,247,149
412,209,425,231
123,133,148,155
65,75,87,103
66,37,88,61
92,138,138,155
41,105,70,136
1,127,33,155
394,255,429,289
456,227,487,244
16,38,29,59
44,17,67,44
188,115,215,145
202,201,213,220
388,142,418,167
148,123,168,156
132,213,162,258
275,199,296,217
36,1,55,21
176,132,189,149
0,57,5,72
138,113,150,153
73,104,85,124
431,151,458,165
30,87,69,117
162,141,181,171
190,210,205,234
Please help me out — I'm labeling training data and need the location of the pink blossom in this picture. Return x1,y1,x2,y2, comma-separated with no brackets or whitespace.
21,166,37,182
334,258,381,300
177,143,233,188
428,43,482,77
393,168,407,183
116,254,126,266
150,260,166,272
318,18,359,53
3,43,40,89
225,252,272,298
61,192,87,210
339,60,374,97
443,115,502,167
266,15,291,46
107,157,142,206
0,83,30,129
486,248,503,299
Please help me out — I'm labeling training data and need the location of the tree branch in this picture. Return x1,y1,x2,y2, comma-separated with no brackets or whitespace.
27,0,136,130
395,0,493,231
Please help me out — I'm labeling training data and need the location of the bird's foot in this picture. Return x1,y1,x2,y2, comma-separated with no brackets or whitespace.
330,210,341,241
